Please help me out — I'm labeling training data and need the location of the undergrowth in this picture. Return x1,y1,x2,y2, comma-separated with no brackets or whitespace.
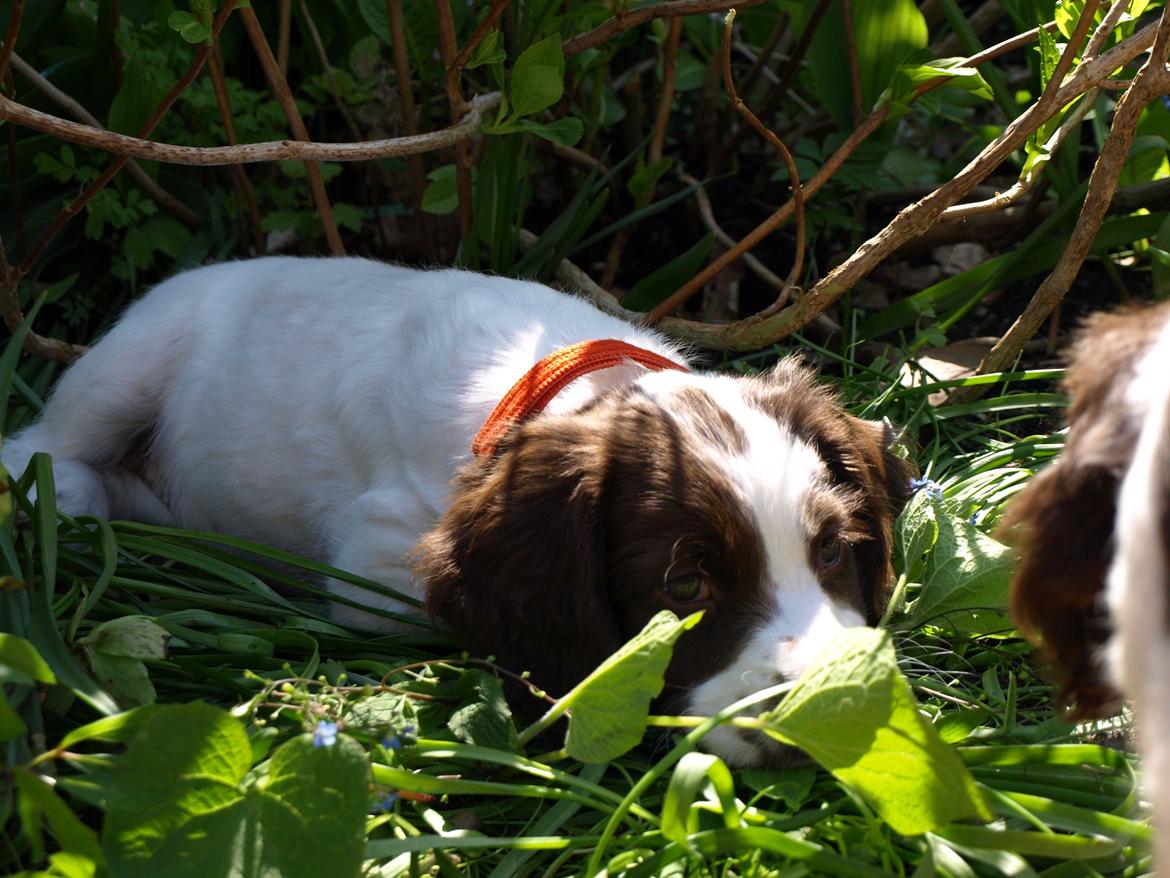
0,324,1150,878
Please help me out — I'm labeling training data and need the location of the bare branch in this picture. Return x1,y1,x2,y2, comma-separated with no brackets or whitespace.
239,6,344,256
0,91,503,165
208,45,264,252
387,0,426,203
452,0,509,72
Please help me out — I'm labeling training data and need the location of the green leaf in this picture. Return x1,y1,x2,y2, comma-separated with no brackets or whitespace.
0,633,56,685
908,513,1013,633
509,34,566,118
886,60,992,116
104,703,370,878
562,610,702,763
628,157,673,203
761,628,990,834
166,11,210,44
79,617,171,709
467,29,506,69
448,670,520,752
622,233,715,312
14,768,106,867
422,164,459,215
511,116,584,147
80,616,170,660
804,0,928,129
895,490,939,583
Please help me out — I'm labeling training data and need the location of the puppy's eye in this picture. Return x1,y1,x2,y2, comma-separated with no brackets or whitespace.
663,572,712,603
816,534,844,571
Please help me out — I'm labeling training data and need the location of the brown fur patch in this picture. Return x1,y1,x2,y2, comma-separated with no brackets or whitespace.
1006,301,1170,717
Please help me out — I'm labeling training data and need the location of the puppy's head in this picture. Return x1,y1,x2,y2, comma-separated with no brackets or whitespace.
415,358,912,765
1006,303,1170,718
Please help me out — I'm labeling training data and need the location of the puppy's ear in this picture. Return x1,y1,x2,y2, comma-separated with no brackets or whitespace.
415,418,621,697
845,416,915,623
1004,460,1120,717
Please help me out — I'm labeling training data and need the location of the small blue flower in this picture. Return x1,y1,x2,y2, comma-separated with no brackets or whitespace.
909,476,944,501
313,720,338,748
381,723,417,751
373,790,400,812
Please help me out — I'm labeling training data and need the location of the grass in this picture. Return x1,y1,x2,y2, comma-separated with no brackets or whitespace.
0,335,1150,878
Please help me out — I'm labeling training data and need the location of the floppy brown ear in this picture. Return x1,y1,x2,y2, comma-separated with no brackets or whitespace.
415,418,622,697
1004,460,1120,717
845,416,916,623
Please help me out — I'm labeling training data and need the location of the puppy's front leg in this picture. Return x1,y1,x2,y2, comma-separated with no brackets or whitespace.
325,489,435,633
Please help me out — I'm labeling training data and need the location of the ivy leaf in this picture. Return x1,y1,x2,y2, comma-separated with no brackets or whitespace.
894,489,940,584
761,628,990,834
560,610,702,763
104,703,370,878
0,634,56,742
509,34,566,119
886,59,992,116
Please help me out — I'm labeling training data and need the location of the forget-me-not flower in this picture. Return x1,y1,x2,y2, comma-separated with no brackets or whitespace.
313,719,339,748
909,476,944,501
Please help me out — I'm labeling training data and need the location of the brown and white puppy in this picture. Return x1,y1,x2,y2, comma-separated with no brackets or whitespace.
1008,299,1170,865
2,257,912,766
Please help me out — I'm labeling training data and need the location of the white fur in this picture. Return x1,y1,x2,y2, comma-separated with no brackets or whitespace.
643,372,865,765
1106,316,1170,865
4,257,870,765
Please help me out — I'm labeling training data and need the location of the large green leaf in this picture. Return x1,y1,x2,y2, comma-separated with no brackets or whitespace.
909,513,1014,633
560,611,702,763
761,628,990,835
509,34,566,119
103,703,370,878
804,0,928,129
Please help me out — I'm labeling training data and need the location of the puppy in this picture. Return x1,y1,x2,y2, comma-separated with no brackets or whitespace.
1008,300,1170,864
3,257,911,765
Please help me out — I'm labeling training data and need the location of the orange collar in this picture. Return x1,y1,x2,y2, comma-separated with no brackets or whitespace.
472,339,689,457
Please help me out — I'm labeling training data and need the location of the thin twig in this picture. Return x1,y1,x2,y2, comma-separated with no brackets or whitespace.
435,0,473,240
0,90,503,165
651,11,808,322
646,13,1105,325
298,0,363,142
679,170,787,293
239,6,344,256
717,0,831,168
941,96,1093,221
949,10,1170,403
563,0,765,56
10,53,200,230
601,16,682,290
277,0,292,77
17,1,239,280
386,0,426,205
0,232,88,362
2,1,239,362
208,45,264,252
0,0,24,84
451,0,509,72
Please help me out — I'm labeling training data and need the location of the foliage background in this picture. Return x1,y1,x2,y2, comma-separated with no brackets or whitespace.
1,0,1167,875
